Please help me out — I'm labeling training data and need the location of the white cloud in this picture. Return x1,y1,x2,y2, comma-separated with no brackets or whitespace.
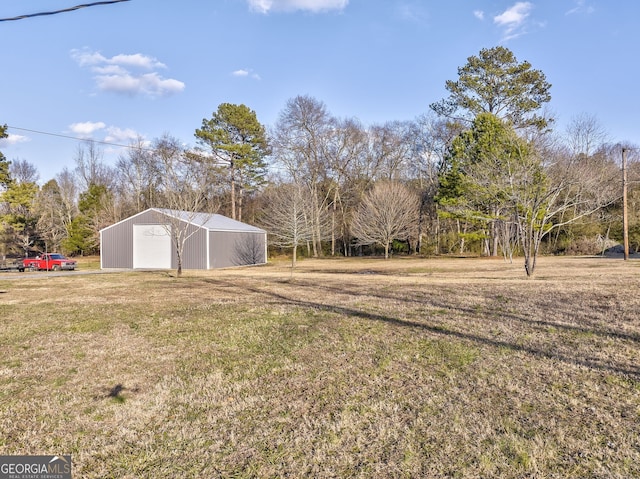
396,3,429,23
69,121,106,137
65,123,147,153
71,49,166,70
92,64,128,76
104,126,142,145
473,10,484,21
70,49,106,67
95,72,185,97
247,0,348,14
493,2,533,40
494,2,532,28
0,133,29,146
109,53,166,70
70,48,185,97
566,0,595,15
232,69,261,80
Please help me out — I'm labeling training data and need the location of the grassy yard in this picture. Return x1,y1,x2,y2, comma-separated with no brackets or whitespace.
0,256,639,478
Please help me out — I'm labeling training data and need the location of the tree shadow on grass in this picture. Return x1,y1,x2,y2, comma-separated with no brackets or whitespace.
255,276,640,344
203,277,640,380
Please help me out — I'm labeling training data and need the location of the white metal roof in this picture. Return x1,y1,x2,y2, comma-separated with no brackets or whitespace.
100,208,266,233
153,208,266,233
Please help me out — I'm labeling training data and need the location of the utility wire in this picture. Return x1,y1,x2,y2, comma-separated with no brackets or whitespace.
6,125,231,165
5,125,278,172
0,0,131,22
7,125,154,152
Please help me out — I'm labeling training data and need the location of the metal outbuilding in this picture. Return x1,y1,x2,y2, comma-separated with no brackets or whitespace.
100,208,267,270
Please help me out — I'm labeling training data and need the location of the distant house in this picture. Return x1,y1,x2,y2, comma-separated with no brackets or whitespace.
100,208,267,270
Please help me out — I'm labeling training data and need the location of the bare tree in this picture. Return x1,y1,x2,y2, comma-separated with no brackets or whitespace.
323,116,370,256
367,121,413,181
74,140,115,190
437,112,619,276
115,136,160,214
232,233,266,266
153,134,215,277
409,113,460,254
78,183,119,253
47,168,80,249
351,181,420,259
258,182,321,269
549,113,611,249
10,159,39,184
271,95,334,258
565,113,610,158
507,138,619,276
34,179,68,252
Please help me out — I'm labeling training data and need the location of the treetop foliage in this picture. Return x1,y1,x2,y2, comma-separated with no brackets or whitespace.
195,103,269,166
430,46,552,131
437,113,531,216
195,103,270,220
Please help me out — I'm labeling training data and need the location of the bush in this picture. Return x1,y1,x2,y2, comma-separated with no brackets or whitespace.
563,236,601,256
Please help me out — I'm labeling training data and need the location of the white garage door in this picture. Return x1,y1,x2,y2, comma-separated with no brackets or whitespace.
133,224,172,269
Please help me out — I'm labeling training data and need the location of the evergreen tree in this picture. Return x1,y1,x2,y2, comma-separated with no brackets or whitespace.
195,103,269,221
1,180,39,255
63,183,111,255
430,46,552,130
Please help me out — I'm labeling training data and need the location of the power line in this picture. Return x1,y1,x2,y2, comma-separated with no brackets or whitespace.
0,0,131,22
7,125,154,152
5,125,230,165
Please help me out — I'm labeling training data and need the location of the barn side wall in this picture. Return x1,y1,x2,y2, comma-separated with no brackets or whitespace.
181,224,208,270
101,210,207,269
209,231,267,269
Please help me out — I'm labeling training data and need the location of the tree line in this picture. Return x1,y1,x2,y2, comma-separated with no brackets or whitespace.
1,46,638,276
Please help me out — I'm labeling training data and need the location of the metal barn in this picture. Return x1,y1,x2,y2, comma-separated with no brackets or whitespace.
100,208,267,270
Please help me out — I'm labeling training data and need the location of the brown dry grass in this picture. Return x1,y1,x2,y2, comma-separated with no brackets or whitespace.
0,256,639,478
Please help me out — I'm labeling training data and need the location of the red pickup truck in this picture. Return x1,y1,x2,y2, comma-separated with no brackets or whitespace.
23,253,77,271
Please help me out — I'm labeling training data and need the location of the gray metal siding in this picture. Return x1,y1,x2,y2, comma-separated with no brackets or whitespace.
101,222,134,268
181,225,208,270
101,210,203,269
101,208,266,270
100,210,159,268
209,231,267,268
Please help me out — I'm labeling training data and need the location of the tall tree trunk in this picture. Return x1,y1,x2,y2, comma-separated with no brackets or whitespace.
310,196,319,257
238,186,244,223
176,246,183,277
519,212,539,278
331,189,338,256
458,220,466,254
601,223,611,256
230,160,236,220
417,191,426,254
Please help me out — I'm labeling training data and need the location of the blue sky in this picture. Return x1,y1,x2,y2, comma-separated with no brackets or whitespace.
1,0,638,182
